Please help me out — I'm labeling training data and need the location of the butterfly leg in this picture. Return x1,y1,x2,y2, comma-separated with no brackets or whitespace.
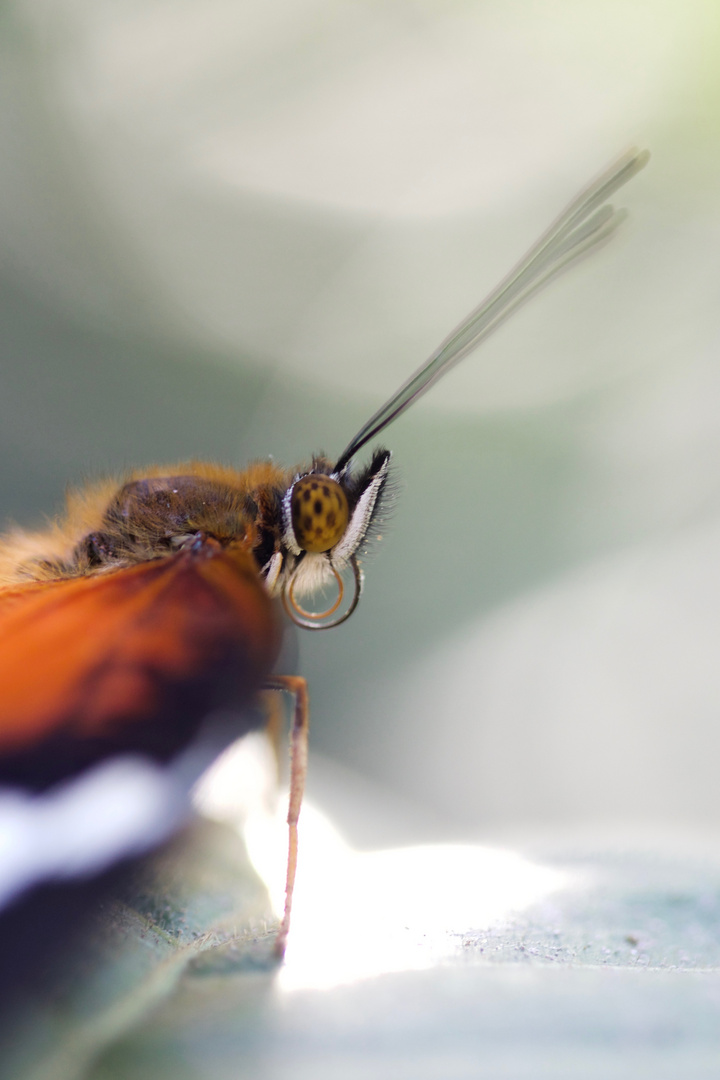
263,675,309,957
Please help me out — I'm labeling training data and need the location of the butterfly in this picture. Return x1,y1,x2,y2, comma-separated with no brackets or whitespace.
0,149,649,974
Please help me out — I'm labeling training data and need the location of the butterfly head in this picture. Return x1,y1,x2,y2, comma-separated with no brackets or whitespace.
264,448,392,630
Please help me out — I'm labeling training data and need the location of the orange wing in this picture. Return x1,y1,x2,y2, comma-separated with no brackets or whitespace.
0,538,281,790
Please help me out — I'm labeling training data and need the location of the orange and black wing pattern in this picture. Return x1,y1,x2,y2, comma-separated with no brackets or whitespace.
0,537,281,791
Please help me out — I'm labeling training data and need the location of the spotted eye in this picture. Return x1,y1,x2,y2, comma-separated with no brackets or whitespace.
291,475,349,553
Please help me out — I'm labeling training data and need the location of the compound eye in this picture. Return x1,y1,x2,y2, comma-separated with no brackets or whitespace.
291,475,349,553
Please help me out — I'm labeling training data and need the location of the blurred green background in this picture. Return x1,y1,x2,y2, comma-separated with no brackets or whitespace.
2,0,720,838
